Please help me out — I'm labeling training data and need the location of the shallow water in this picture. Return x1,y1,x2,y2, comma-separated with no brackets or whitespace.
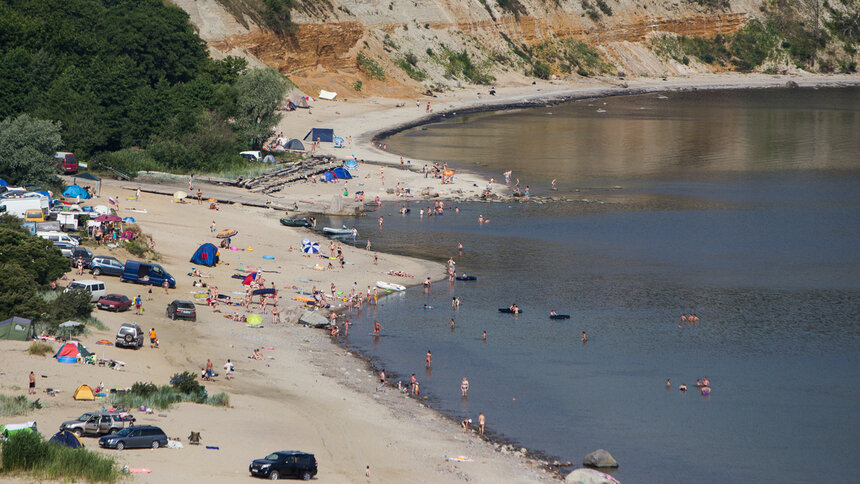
319,88,860,483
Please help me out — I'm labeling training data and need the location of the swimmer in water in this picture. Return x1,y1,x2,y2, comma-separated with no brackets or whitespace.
581,331,587,343
482,330,486,341
550,310,558,316
666,378,671,387
450,318,455,330
426,350,432,367
372,320,383,335
679,383,687,392
423,304,433,309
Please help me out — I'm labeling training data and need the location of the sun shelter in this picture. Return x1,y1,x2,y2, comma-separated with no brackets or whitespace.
54,341,92,363
291,95,309,109
190,243,220,267
62,184,90,199
0,317,33,341
285,139,305,152
323,170,335,182
332,167,352,180
303,128,334,143
71,172,102,196
50,430,84,448
73,384,95,401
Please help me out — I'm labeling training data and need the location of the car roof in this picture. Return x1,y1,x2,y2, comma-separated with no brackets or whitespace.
102,294,127,298
172,300,195,306
275,451,313,456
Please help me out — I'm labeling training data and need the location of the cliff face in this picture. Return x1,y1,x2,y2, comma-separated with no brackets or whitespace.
174,0,762,96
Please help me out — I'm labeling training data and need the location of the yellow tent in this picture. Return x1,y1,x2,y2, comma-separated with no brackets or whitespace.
73,384,95,401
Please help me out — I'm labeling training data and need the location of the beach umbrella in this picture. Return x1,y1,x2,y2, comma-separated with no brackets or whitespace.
301,239,311,247
94,214,121,223
443,170,455,177
122,217,136,224
302,242,320,254
173,190,187,200
59,320,82,339
216,228,238,239
246,314,262,326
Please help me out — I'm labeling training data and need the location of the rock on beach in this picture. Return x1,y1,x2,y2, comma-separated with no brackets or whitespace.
582,449,618,468
565,468,621,484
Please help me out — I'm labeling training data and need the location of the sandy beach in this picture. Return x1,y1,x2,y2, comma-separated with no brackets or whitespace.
3,72,859,483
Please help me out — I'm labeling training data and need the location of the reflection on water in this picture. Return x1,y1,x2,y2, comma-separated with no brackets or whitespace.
322,88,860,483
387,87,860,192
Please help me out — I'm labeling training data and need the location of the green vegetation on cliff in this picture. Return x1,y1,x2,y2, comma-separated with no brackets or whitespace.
650,0,858,73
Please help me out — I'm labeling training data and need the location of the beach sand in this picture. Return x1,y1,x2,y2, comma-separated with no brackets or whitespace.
0,181,555,483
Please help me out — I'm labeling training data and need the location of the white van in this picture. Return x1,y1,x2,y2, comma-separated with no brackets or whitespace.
37,231,79,246
66,280,106,302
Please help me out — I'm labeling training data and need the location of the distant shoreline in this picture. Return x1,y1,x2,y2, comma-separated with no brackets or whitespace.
371,76,860,145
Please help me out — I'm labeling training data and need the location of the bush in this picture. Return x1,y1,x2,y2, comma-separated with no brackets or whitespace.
357,52,386,81
436,47,495,85
531,61,552,79
395,57,427,81
352,80,363,92
131,381,158,397
1,431,120,483
206,392,230,407
0,394,41,417
27,342,52,357
171,371,205,395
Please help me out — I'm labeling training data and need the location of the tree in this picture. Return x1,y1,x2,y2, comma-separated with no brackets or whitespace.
0,262,43,321
0,227,70,286
234,67,287,148
0,114,62,187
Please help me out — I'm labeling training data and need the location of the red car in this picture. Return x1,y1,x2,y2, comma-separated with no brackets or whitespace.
96,294,132,312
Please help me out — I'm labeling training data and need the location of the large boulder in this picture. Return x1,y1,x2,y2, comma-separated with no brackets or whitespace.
583,449,618,468
565,468,621,484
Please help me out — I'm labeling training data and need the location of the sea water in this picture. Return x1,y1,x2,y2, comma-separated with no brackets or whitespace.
319,88,860,483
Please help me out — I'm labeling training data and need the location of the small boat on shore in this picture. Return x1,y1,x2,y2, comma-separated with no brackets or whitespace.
455,275,477,281
498,308,523,314
377,281,406,292
549,314,571,320
323,227,353,235
280,217,311,228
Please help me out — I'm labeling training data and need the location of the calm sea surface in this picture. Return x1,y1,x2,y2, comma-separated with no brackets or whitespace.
320,88,860,483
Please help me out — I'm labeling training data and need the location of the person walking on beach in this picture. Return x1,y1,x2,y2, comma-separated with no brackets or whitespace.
196,189,202,204
461,377,469,397
224,359,234,380
28,371,35,395
410,373,418,395
149,328,157,348
478,412,486,435
272,304,280,324
366,465,371,483
205,359,213,380
163,279,169,295
134,295,142,315
188,174,194,190
377,369,386,391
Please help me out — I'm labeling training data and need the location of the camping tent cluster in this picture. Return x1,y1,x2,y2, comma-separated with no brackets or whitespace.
0,317,33,340
190,243,220,267
322,167,353,182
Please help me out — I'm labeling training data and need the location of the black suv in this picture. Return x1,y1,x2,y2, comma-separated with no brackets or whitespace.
166,300,196,321
98,425,167,450
249,451,318,480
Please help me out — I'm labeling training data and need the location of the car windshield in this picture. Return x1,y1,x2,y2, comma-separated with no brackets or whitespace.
114,428,132,436
105,296,120,301
177,303,194,309
265,453,281,461
77,414,93,421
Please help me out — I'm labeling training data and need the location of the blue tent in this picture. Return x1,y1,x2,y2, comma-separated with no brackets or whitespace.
303,128,334,143
190,243,219,267
323,170,335,182
332,167,352,179
62,185,89,199
49,430,83,449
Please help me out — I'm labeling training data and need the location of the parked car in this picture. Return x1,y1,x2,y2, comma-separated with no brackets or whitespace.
96,294,132,312
90,256,124,277
115,322,144,349
121,260,175,288
70,246,93,267
37,230,79,246
98,425,167,450
60,412,135,437
53,241,75,257
66,279,106,302
249,451,318,480
166,300,196,321
24,209,45,222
